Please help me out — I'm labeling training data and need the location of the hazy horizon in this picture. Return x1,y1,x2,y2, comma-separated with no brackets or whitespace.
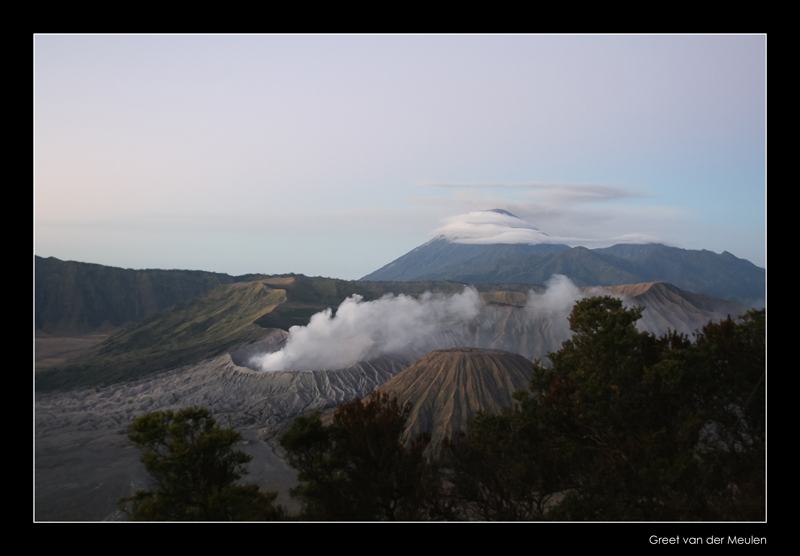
34,34,766,279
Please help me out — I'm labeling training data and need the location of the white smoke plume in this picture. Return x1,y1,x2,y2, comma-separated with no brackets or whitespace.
247,275,629,372
249,287,482,372
524,274,611,348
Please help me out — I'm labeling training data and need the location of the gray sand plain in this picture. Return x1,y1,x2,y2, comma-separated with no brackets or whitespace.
35,338,409,521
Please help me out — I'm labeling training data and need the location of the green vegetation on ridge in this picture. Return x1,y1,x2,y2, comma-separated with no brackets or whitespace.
35,255,252,334
35,273,475,392
36,281,287,391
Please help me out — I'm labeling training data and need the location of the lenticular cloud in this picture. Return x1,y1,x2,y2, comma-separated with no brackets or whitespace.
429,209,665,248
431,210,556,245
249,287,482,371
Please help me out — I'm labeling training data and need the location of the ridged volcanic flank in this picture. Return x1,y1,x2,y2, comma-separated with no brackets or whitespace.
378,348,534,453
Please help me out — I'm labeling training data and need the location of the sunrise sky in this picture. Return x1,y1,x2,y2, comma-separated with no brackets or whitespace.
34,34,766,279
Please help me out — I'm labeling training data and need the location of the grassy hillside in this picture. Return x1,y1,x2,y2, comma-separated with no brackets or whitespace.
253,275,467,329
34,256,470,335
36,281,287,391
34,274,473,392
35,256,254,334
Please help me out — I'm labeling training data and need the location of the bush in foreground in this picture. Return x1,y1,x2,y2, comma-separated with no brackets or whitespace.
119,406,284,521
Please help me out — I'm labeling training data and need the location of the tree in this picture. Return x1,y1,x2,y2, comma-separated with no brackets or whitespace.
442,405,569,520
444,296,765,520
119,406,284,521
280,392,445,520
681,308,765,519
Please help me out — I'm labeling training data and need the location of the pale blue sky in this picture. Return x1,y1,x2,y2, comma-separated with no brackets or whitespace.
34,34,766,279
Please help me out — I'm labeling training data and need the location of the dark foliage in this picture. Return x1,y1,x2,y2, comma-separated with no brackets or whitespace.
119,406,284,521
443,297,765,521
280,392,446,520
275,296,763,521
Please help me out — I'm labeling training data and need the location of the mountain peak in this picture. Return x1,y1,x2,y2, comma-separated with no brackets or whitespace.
485,208,519,219
430,209,553,245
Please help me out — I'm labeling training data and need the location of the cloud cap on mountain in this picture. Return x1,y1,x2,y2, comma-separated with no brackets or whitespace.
431,211,557,245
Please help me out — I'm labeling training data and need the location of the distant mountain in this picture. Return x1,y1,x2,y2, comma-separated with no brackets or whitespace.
591,244,765,307
361,238,571,282
360,215,765,308
35,256,250,334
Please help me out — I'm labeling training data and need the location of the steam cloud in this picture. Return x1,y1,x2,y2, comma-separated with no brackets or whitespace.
249,287,482,372
248,275,624,372
524,274,609,346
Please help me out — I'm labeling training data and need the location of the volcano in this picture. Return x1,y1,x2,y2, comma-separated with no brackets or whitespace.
378,347,534,452
360,210,765,307
36,269,754,519
361,210,570,283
